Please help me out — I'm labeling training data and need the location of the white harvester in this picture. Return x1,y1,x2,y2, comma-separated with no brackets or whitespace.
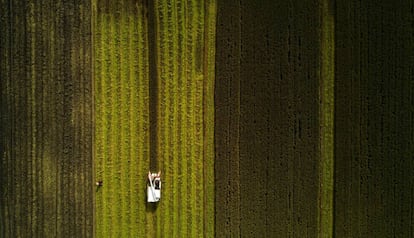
147,171,161,202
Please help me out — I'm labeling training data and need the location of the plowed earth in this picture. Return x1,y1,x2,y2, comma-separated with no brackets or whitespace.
0,1,93,237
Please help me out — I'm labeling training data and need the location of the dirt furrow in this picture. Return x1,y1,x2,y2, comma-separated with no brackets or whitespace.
0,0,12,235
137,2,150,236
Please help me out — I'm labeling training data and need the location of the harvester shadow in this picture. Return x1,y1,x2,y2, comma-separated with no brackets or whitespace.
145,189,158,213
147,0,158,215
145,202,158,213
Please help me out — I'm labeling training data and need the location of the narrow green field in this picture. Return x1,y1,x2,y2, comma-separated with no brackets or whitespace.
93,0,215,237
319,0,335,236
93,1,150,237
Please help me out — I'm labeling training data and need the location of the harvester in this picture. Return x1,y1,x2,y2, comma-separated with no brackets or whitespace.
147,171,161,202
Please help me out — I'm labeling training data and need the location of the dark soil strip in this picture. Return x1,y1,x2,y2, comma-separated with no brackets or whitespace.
148,0,159,173
0,1,12,236
0,1,93,237
334,1,414,237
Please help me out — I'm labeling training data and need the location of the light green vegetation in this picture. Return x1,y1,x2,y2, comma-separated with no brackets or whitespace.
93,1,150,237
93,0,216,237
319,0,335,237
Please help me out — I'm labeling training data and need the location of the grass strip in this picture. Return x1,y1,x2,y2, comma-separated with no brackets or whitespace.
319,0,335,237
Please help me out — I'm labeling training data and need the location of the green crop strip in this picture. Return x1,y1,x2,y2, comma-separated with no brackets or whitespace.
93,1,216,237
319,0,335,237
93,1,151,237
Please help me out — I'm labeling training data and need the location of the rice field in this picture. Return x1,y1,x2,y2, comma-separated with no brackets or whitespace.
93,0,215,237
1,0,413,238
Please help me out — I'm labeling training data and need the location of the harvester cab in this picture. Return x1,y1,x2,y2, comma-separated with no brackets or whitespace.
147,171,161,202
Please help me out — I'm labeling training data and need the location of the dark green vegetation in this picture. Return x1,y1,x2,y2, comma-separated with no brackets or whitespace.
334,1,414,237
1,0,413,237
215,0,413,237
0,0,93,237
215,0,322,236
